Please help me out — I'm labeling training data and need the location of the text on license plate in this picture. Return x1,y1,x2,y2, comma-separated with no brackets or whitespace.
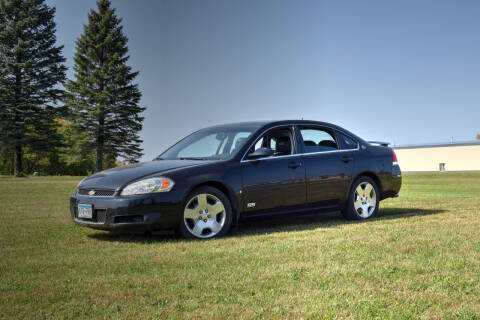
78,203,93,219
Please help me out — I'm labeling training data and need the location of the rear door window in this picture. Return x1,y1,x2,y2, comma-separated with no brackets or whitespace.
299,127,338,153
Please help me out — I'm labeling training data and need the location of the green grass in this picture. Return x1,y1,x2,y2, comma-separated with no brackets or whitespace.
1,173,479,319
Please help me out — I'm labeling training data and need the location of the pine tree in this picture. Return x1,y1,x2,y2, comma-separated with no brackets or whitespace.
0,0,66,176
65,0,145,172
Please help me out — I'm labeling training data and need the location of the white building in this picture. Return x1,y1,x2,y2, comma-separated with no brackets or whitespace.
394,141,480,172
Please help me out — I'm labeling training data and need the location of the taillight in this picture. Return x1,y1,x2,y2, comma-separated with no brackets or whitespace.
391,148,401,176
391,148,398,164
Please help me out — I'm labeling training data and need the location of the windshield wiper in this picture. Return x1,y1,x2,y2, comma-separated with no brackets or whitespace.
153,157,164,160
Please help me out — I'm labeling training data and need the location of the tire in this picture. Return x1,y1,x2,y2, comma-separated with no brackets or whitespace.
179,186,233,239
342,176,380,220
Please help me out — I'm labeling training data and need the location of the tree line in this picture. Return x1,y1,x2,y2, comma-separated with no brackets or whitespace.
0,0,146,176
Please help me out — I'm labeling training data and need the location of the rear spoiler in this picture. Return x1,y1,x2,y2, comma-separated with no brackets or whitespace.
368,141,390,147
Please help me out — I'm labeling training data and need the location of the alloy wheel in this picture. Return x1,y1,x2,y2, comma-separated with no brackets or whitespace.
353,182,377,218
183,193,226,238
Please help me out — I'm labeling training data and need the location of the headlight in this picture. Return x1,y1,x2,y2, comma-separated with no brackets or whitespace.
121,177,175,196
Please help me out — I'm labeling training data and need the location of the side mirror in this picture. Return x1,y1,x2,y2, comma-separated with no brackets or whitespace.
247,147,274,160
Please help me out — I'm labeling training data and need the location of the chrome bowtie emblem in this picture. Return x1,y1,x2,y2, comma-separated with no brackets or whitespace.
88,190,95,196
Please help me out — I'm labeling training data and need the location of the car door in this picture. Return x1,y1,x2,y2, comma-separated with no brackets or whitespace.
298,126,354,207
240,126,306,215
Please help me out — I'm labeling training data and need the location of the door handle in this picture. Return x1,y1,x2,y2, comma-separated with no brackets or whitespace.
342,156,353,163
288,161,302,169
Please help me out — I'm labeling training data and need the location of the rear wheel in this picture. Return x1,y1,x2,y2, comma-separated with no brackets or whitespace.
179,186,233,239
342,176,379,220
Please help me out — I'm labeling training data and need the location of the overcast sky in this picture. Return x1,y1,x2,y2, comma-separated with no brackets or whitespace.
47,0,480,161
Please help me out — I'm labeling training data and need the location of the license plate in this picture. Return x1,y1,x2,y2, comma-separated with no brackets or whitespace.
78,203,93,219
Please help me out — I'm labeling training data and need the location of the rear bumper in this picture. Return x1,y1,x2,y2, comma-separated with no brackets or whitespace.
70,193,182,232
381,170,402,200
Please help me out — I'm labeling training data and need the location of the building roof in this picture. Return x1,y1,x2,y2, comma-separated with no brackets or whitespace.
394,140,480,149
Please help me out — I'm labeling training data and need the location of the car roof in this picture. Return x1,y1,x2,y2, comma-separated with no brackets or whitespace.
209,119,342,127
206,121,269,128
208,120,346,132
207,120,366,144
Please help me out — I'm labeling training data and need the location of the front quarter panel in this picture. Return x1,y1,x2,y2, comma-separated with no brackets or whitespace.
156,160,242,209
70,160,242,232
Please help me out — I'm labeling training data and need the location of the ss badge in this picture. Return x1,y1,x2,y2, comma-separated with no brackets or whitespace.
247,202,256,208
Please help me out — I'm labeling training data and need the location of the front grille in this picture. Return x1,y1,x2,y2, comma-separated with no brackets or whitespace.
78,188,115,197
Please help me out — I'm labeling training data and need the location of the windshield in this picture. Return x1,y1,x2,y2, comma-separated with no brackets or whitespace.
157,127,257,160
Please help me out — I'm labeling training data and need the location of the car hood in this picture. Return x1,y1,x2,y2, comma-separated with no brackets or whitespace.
79,160,213,190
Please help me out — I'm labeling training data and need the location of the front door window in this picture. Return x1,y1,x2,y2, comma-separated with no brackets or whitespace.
248,127,294,158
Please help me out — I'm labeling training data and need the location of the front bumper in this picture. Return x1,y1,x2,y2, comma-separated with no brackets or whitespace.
70,193,182,232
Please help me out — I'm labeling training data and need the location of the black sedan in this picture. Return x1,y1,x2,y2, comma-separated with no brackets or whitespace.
71,120,402,239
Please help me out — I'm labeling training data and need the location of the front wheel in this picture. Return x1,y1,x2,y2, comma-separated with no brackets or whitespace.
179,186,233,239
342,176,380,220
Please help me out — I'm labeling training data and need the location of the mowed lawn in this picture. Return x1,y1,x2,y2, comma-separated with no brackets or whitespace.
0,173,479,319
